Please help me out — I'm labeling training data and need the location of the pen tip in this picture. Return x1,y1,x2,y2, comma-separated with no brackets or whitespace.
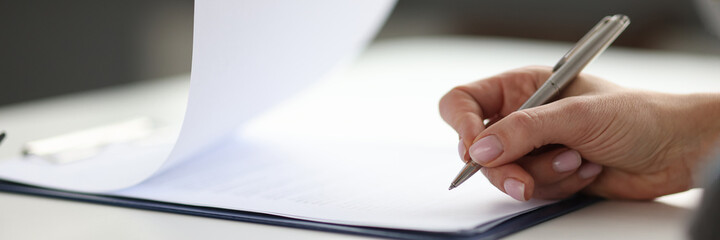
448,185,456,191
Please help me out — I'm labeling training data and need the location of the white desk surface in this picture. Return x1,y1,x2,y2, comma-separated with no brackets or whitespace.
1,36,716,239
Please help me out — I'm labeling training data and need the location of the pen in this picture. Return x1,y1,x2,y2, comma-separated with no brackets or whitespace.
0,131,5,146
449,14,630,190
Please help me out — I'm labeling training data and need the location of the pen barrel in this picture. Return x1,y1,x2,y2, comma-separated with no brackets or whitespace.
519,14,630,110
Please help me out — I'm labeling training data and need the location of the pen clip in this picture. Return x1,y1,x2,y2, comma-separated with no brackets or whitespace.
552,16,613,72
22,117,161,164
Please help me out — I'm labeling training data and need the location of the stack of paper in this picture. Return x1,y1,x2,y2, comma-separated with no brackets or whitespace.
0,0,572,235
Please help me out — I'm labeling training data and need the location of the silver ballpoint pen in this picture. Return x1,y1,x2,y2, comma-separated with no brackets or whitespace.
449,14,630,190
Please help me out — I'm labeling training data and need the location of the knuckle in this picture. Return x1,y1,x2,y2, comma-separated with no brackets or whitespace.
506,110,543,132
438,86,472,117
438,88,455,108
500,110,545,149
449,85,474,96
440,86,473,109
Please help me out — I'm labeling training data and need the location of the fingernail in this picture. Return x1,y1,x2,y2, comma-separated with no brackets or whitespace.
552,150,582,173
578,163,603,179
503,178,526,201
458,139,467,161
469,135,503,164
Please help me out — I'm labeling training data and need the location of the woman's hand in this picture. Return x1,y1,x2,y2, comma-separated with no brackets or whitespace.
439,66,720,201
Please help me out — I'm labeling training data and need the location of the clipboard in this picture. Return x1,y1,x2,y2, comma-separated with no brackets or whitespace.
0,180,601,240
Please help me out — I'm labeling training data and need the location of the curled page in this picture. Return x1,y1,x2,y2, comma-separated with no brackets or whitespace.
168,0,395,167
0,0,395,192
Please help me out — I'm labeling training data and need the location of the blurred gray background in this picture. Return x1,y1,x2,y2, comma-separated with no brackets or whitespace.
2,0,719,106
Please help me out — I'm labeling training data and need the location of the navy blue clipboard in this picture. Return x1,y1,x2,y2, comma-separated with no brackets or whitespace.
0,180,601,240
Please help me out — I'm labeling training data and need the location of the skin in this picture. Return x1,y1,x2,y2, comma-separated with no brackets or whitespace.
439,66,720,201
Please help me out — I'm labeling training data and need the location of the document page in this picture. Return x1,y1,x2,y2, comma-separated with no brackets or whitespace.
110,59,555,232
170,0,395,167
114,137,552,232
0,0,394,192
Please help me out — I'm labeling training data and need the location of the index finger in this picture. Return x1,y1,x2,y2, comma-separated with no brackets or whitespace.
438,66,553,159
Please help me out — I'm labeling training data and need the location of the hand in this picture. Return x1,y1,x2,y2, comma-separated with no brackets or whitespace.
439,66,720,201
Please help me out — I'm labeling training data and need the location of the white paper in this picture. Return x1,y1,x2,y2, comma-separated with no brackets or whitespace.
113,135,551,232
0,0,394,192
0,139,175,192
71,36,541,231
105,61,555,231
168,0,396,167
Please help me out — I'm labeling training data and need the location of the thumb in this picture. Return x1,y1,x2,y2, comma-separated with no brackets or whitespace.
467,97,604,167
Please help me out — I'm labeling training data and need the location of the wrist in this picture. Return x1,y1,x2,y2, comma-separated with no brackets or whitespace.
671,93,720,184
